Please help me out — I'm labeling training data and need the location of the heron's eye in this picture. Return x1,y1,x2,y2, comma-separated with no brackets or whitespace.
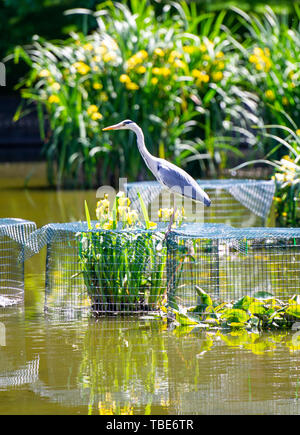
123,121,132,125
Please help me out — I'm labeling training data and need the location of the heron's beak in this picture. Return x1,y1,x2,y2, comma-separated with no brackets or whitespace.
102,122,122,131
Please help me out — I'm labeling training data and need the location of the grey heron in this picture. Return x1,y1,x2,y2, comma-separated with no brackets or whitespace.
103,120,211,208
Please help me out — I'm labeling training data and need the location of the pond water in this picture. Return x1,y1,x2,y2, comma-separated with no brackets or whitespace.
0,163,299,415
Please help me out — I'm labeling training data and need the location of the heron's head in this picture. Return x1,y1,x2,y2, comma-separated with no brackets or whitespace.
102,119,136,131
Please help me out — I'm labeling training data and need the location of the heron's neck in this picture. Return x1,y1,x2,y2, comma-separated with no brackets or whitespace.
133,125,156,172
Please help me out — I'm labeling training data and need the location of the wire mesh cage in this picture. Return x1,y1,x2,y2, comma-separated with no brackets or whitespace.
0,218,37,306
167,225,300,311
41,222,168,315
125,179,275,227
30,221,300,316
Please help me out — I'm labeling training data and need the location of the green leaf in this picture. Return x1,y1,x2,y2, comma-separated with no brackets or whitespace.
84,200,92,230
286,304,300,319
233,295,253,310
195,286,212,306
137,191,150,229
248,302,268,316
221,308,250,324
175,311,199,326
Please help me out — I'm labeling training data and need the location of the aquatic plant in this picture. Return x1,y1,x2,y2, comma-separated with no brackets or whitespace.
10,1,254,187
231,6,300,155
160,287,300,332
78,192,185,313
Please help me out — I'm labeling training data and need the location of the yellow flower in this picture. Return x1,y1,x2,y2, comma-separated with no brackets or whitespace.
138,50,148,59
192,69,209,84
93,55,101,62
48,95,60,104
148,221,157,228
282,212,287,217
152,67,161,75
117,205,128,218
126,81,139,90
249,54,258,64
103,52,116,63
183,45,196,54
154,48,165,57
102,220,113,230
199,43,207,52
136,65,146,74
39,69,50,78
119,74,131,83
87,105,99,115
91,112,103,121
51,82,61,91
95,46,107,55
173,59,186,69
216,51,224,58
127,210,139,226
212,71,223,82
254,47,264,56
151,77,158,85
118,196,130,207
160,67,171,77
83,43,93,51
100,91,108,102
168,50,182,63
296,129,300,137
93,82,103,90
216,61,225,70
282,96,289,106
73,61,90,75
265,89,275,101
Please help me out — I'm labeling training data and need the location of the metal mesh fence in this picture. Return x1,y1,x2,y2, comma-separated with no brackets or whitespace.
125,179,275,227
36,221,300,315
44,222,168,315
168,224,300,309
0,218,36,306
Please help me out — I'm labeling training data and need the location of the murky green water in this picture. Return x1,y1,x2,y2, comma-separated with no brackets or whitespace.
0,163,300,415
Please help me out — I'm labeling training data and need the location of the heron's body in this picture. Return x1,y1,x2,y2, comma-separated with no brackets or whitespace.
103,120,211,207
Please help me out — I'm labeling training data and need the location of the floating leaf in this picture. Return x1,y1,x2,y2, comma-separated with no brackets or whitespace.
221,308,250,324
286,304,300,319
248,301,268,316
175,312,199,326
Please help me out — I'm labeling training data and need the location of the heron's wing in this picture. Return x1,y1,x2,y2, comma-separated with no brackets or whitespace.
156,160,211,206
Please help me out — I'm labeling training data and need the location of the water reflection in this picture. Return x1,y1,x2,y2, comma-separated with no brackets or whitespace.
1,304,300,414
